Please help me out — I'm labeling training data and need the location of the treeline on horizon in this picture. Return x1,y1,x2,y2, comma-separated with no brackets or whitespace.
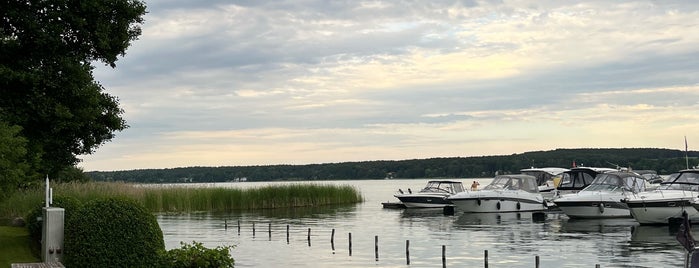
87,148,699,183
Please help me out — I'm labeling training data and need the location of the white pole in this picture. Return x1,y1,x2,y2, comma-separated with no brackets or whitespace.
45,175,50,208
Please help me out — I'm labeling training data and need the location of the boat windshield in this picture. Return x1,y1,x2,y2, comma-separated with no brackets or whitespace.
559,171,596,189
420,181,464,194
656,172,699,191
484,176,538,193
582,173,645,193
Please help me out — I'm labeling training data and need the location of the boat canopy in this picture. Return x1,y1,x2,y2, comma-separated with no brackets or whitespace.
582,171,647,193
420,180,465,194
483,175,539,193
656,170,699,191
520,167,569,186
558,167,616,190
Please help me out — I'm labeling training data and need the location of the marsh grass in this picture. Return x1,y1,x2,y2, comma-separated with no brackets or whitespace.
0,182,363,218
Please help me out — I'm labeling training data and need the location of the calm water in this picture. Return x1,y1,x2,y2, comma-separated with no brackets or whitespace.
157,179,689,267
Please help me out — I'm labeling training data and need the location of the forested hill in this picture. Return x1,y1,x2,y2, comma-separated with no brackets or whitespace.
87,148,699,183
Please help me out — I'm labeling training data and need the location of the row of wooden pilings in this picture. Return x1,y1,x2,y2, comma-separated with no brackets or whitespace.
224,220,603,267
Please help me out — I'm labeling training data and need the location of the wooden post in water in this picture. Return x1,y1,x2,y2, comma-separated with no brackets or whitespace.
252,222,256,237
442,245,446,268
237,220,240,235
348,233,352,256
535,255,539,268
484,250,488,268
286,224,290,244
331,228,335,251
268,223,271,240
307,228,311,247
406,240,410,265
224,220,227,230
375,235,379,261
595,265,600,268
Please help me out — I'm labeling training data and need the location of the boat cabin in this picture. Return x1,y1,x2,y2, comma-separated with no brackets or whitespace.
655,169,699,191
582,171,647,193
419,180,465,194
483,174,539,193
557,167,617,191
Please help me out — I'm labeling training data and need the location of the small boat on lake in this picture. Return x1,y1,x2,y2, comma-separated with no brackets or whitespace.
554,171,648,219
447,174,546,213
393,180,465,208
623,169,699,225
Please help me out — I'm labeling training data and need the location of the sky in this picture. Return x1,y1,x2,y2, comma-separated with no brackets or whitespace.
79,0,699,172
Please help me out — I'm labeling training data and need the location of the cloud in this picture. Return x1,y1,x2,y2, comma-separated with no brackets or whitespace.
81,0,699,171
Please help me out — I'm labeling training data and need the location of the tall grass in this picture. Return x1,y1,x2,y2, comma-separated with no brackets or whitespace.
0,182,364,218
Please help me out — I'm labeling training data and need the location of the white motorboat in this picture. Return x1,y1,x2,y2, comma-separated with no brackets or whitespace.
623,169,699,225
520,167,569,199
554,167,617,197
554,171,648,219
393,180,464,208
447,174,546,213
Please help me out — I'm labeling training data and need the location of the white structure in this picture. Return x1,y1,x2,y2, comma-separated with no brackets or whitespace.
42,176,64,263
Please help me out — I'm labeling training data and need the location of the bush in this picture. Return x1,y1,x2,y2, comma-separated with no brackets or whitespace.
63,197,164,268
163,241,235,268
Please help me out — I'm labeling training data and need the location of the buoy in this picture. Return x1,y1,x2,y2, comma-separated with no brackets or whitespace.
598,203,605,214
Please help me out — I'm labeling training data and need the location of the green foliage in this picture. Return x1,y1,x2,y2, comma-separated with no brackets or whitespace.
57,166,92,183
0,0,146,177
63,197,164,268
162,241,235,268
0,121,31,200
88,148,699,182
142,184,363,212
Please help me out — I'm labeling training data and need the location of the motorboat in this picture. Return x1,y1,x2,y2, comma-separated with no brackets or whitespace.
554,171,648,219
393,180,464,208
554,167,617,197
520,167,569,199
447,174,546,213
623,169,699,225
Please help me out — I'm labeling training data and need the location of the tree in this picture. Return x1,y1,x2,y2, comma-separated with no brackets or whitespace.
0,121,37,200
0,0,147,178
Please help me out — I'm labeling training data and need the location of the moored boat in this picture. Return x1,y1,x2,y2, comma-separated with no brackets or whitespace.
393,180,464,208
554,171,648,219
623,169,699,225
447,174,546,213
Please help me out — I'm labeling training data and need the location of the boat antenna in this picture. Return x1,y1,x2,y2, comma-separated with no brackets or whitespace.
685,136,689,170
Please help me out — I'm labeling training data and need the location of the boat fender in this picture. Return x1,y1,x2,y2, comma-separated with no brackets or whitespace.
477,199,481,206
598,203,604,214
516,202,521,210
496,202,501,210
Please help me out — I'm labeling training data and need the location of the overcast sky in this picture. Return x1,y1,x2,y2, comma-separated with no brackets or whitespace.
79,0,699,171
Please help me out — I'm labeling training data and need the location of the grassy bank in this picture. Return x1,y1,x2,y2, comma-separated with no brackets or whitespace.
0,182,364,219
0,226,40,266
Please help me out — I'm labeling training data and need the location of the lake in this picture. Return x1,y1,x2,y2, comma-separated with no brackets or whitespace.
157,179,689,267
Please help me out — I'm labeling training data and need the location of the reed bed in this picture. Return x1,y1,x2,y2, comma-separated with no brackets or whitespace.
0,182,363,218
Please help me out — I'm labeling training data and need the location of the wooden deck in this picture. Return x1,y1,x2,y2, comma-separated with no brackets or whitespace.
11,262,64,268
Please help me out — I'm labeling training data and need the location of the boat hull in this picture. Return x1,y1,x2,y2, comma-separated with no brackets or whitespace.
448,191,545,213
554,191,631,219
394,194,452,208
625,191,699,225
555,201,630,219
